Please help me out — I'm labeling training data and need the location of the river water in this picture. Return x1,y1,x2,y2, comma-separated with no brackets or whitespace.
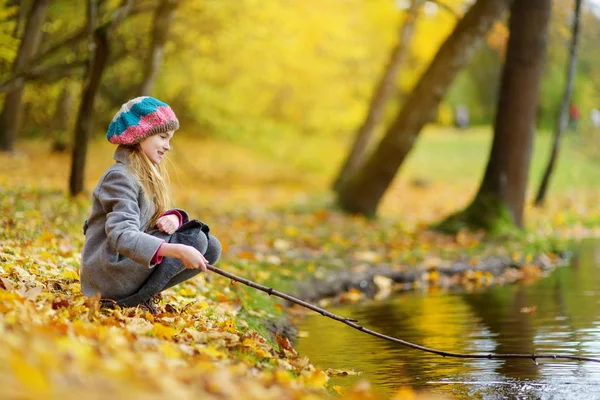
296,239,600,399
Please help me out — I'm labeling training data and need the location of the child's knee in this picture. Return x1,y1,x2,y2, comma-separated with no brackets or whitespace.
195,232,209,254
204,235,222,264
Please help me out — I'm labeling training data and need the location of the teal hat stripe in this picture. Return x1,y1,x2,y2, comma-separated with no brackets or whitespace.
107,97,168,139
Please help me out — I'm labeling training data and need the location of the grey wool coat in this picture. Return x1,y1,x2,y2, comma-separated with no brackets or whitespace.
80,146,212,302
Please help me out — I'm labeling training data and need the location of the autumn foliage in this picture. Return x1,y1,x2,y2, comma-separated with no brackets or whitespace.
2,130,599,398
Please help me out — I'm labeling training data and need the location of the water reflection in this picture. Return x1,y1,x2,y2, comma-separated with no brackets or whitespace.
296,239,600,398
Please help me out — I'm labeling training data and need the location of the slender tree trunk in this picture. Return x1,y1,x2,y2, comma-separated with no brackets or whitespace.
534,0,582,207
332,0,423,191
69,0,134,196
439,0,552,233
139,0,178,96
52,78,76,152
0,0,50,152
8,0,24,37
70,0,103,196
336,0,511,216
68,30,108,196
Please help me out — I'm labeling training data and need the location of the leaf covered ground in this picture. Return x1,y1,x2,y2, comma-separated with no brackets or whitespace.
1,130,599,399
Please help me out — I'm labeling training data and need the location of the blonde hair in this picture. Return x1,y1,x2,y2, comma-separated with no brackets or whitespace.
128,145,172,228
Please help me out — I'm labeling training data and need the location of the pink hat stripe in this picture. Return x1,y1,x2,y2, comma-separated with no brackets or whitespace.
109,106,177,145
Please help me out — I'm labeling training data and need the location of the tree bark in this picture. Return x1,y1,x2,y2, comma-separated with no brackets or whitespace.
52,78,76,152
0,0,51,152
69,0,134,196
68,29,108,195
439,0,552,232
70,0,103,196
8,0,24,37
139,0,178,96
336,0,511,216
332,0,423,191
534,0,582,207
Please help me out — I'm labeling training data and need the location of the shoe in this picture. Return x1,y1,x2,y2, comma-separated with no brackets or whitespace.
139,295,162,315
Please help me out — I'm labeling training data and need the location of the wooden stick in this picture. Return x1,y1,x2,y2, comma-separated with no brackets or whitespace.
206,264,600,364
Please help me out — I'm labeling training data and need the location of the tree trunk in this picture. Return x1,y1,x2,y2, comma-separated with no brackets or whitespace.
69,0,106,196
0,0,50,152
8,0,24,37
336,0,511,216
69,0,133,196
332,0,423,191
438,0,552,233
68,30,108,196
534,0,582,207
52,78,76,152
139,0,178,96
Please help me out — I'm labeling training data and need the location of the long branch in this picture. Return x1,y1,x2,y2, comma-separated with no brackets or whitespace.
0,3,151,91
206,264,600,364
0,59,88,93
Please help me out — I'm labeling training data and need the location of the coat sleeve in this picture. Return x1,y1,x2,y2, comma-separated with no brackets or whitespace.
163,208,190,225
97,170,164,267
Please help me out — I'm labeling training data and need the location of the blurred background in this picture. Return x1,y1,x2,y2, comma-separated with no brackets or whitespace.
0,1,598,141
0,0,599,225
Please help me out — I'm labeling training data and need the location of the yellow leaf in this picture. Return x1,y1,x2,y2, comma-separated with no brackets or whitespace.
236,251,257,260
427,269,440,284
178,287,196,297
221,318,237,334
274,370,291,384
61,268,79,281
258,348,272,359
197,345,228,359
333,385,345,395
553,212,566,226
152,323,177,340
340,288,362,304
284,226,299,237
10,354,49,395
160,342,181,358
392,386,417,400
145,311,155,323
36,231,55,245
303,369,329,389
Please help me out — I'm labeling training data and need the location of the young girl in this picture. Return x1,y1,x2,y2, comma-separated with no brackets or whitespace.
80,96,221,314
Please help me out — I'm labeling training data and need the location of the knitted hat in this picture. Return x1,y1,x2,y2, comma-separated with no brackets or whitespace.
106,96,179,145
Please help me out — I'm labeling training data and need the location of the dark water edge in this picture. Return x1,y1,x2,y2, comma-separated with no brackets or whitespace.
295,239,600,399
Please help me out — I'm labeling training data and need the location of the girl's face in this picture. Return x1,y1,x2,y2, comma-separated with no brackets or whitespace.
140,130,174,164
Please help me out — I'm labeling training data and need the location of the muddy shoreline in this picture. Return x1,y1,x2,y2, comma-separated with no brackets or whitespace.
268,253,569,343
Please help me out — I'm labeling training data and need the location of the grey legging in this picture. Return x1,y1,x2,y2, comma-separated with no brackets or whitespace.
160,234,222,291
113,220,221,307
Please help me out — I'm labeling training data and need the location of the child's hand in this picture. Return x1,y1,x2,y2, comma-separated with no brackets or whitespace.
156,214,179,235
178,245,209,272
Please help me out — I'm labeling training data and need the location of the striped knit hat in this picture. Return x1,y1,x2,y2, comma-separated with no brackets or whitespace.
106,96,179,145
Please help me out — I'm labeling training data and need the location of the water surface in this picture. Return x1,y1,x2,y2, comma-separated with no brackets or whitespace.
296,239,600,399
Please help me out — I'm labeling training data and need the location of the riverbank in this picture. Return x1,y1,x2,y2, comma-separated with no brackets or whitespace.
1,130,599,398
1,186,589,400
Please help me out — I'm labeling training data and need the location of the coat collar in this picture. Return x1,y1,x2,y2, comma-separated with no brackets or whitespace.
113,145,133,166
